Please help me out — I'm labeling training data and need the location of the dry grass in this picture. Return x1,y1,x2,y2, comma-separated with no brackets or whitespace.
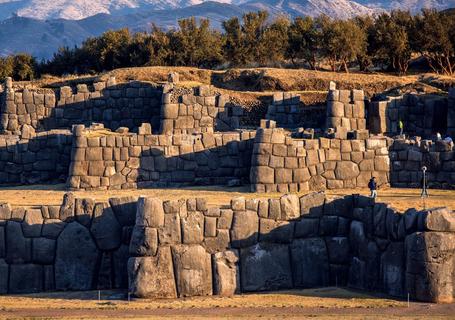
1,287,454,319
0,184,453,212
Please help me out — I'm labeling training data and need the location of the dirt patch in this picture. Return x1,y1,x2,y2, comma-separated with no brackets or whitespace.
0,185,454,212
0,288,453,319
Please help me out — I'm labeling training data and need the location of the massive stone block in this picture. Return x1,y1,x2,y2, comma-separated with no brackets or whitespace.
109,196,138,226
230,210,259,248
290,238,329,288
240,243,293,292
136,197,165,228
6,221,31,264
380,242,405,297
213,250,240,296
181,211,204,244
405,232,455,303
9,264,43,293
90,202,122,250
55,222,99,290
129,226,158,256
171,245,212,297
128,246,177,298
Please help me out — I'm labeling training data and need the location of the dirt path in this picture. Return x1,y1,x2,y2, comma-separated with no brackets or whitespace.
0,288,454,319
1,303,454,319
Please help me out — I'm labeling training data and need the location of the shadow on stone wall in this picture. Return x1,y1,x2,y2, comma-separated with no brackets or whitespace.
0,132,72,185
38,82,162,134
1,192,455,303
1,81,162,135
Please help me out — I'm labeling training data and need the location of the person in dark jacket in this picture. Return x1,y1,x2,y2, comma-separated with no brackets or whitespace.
368,177,377,199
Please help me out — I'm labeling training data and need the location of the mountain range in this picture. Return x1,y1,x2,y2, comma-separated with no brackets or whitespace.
0,0,454,59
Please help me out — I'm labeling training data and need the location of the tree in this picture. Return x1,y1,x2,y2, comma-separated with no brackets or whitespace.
12,53,37,80
318,16,367,73
414,9,455,75
371,11,414,75
353,15,374,71
262,15,290,65
170,17,223,68
0,56,14,81
287,16,320,69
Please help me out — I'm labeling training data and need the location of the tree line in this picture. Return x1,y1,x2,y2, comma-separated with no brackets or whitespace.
1,9,454,81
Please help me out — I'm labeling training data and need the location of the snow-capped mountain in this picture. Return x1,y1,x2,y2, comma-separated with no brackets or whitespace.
0,0,375,20
0,0,242,20
356,0,455,13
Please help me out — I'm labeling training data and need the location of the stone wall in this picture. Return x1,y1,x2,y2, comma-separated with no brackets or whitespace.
265,92,325,129
128,193,455,303
67,125,255,190
0,77,163,135
0,193,135,293
250,127,391,193
326,88,367,131
369,92,454,137
1,192,454,303
0,129,72,184
390,138,455,188
160,85,243,135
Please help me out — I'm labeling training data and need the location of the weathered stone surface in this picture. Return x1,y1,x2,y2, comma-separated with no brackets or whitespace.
290,238,329,288
0,259,7,293
181,211,204,244
230,211,259,248
22,209,43,237
422,207,455,232
294,218,319,238
136,197,164,228
300,192,325,217
0,203,12,220
405,232,455,303
90,202,122,250
158,213,181,245
213,250,240,296
259,219,293,243
74,198,94,227
6,221,31,264
325,237,350,264
55,222,99,290
9,264,43,293
113,244,129,289
129,226,158,256
280,194,300,220
380,242,404,297
172,245,212,297
128,247,177,298
42,219,66,239
32,238,56,264
240,243,293,292
335,161,360,180
59,192,76,222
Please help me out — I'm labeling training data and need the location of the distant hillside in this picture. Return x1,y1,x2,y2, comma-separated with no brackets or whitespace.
0,2,246,59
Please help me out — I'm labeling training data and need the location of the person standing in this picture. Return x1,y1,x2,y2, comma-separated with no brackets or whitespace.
398,120,404,137
368,177,377,199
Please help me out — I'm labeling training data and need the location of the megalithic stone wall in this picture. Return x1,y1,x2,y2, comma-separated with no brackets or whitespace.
369,93,451,137
67,124,255,190
127,193,455,303
249,127,391,193
0,129,72,184
160,85,243,135
0,192,454,303
326,89,367,131
389,137,455,188
265,92,325,129
0,77,163,135
0,193,136,294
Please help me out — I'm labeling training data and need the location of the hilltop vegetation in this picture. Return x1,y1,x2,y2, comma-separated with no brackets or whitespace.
0,9,454,82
